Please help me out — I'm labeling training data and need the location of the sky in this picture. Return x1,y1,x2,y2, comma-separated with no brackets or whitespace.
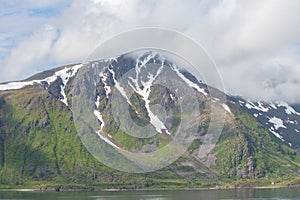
0,0,300,103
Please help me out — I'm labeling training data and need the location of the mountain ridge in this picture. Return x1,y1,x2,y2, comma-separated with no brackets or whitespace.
0,51,300,188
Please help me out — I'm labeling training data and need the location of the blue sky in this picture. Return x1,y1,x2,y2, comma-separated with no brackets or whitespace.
0,0,300,103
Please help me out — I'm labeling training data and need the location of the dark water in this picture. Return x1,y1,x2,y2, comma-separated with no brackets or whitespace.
1,188,300,200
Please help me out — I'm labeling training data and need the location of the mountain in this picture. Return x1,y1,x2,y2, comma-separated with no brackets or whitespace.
0,51,299,189
228,97,300,149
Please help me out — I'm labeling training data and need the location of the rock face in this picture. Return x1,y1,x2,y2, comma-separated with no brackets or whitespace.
228,96,300,148
0,51,299,186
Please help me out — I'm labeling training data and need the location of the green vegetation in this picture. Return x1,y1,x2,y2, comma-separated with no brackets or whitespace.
0,79,300,190
212,108,299,179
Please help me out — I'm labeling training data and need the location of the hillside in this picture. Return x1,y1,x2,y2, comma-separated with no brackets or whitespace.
0,51,299,189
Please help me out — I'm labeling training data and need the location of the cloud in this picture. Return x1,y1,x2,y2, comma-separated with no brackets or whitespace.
1,25,58,81
0,0,300,103
204,0,300,103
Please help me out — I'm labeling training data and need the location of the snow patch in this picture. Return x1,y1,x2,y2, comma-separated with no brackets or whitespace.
139,51,156,66
94,108,120,149
128,56,171,135
54,64,82,107
0,81,36,91
107,67,131,105
277,101,300,115
95,95,100,108
171,64,208,96
0,64,83,108
269,129,284,141
268,117,286,130
245,101,269,112
222,104,232,114
60,85,68,106
99,71,111,98
109,57,118,63
170,93,175,100
94,110,105,131
96,130,120,149
287,120,295,124
268,102,277,109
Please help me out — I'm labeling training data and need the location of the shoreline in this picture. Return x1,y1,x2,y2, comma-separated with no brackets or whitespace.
0,185,296,193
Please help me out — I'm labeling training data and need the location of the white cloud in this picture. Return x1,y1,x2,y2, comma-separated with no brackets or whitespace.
0,25,58,81
1,0,300,103
211,0,300,63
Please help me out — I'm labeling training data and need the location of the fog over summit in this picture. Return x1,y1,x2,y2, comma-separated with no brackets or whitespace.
1,0,300,103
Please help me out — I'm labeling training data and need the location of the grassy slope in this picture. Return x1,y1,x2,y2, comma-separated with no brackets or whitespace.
0,86,193,189
0,85,300,189
212,104,299,179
